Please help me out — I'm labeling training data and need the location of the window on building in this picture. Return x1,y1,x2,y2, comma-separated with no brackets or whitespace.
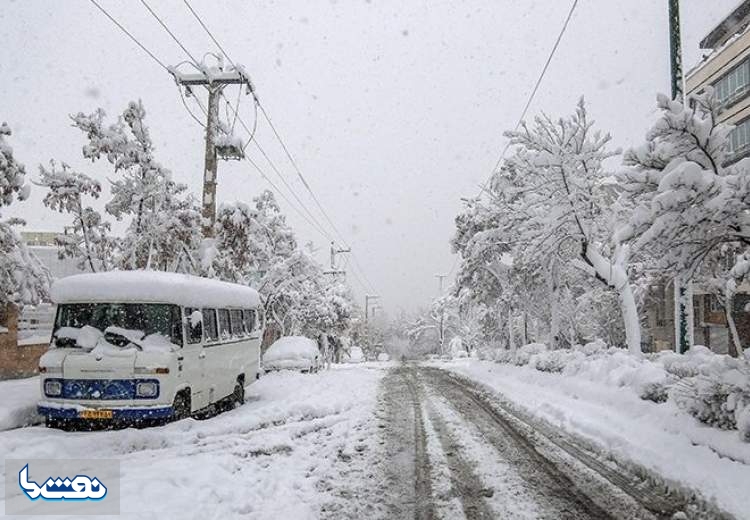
729,117,750,160
713,58,750,108
202,309,218,342
709,295,724,313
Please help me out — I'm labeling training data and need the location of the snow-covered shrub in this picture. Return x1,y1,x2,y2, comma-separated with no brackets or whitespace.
574,339,608,356
639,381,670,403
656,345,737,379
492,349,515,364
512,343,547,366
530,349,584,373
670,365,750,437
738,406,750,443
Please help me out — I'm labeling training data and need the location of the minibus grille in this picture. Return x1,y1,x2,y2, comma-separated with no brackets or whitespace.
44,379,159,400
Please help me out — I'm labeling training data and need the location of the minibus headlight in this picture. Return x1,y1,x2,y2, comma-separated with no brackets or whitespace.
135,381,159,398
44,380,62,397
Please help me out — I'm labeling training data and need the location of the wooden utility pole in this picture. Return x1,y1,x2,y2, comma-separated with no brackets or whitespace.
435,274,447,354
364,294,379,350
173,66,252,237
202,86,220,237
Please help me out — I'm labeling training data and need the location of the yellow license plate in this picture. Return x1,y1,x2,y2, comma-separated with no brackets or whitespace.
79,409,113,420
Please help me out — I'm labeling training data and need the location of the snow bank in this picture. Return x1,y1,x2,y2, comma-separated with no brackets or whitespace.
489,342,750,440
434,360,750,519
51,270,261,308
263,336,318,363
0,376,41,431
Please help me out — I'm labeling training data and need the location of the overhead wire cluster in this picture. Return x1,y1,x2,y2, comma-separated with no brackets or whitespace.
88,0,381,298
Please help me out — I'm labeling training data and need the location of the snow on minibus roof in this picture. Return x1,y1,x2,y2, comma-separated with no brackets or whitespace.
51,271,261,308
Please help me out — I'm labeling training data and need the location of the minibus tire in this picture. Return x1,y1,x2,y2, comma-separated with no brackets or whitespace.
233,381,245,406
172,391,191,421
45,417,62,430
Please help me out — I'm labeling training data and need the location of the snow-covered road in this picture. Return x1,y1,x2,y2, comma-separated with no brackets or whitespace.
0,363,740,519
377,365,725,520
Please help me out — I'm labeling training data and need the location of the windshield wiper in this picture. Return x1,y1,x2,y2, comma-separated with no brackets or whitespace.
53,336,77,348
103,330,144,351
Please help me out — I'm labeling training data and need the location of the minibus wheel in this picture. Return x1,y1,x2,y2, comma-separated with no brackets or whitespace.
172,391,191,421
233,381,245,407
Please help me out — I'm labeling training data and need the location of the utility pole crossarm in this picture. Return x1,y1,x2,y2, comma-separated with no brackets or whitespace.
172,70,249,86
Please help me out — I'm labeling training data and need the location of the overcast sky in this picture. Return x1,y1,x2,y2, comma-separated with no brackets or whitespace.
0,0,738,314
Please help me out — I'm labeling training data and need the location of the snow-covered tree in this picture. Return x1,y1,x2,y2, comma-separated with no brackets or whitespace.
38,161,114,272
208,190,296,284
617,90,750,356
495,99,641,354
72,101,200,270
0,123,50,306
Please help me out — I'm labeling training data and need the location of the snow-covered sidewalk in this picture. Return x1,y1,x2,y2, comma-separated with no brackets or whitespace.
0,367,384,519
431,359,750,519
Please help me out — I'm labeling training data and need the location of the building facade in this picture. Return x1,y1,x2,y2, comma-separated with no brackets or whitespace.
643,1,750,355
686,0,750,162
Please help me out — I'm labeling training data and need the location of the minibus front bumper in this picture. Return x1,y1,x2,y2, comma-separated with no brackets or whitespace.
38,403,174,422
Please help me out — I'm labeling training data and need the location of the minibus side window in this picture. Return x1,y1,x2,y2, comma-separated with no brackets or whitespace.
230,309,244,337
202,309,219,343
184,307,203,344
218,309,231,340
243,309,256,334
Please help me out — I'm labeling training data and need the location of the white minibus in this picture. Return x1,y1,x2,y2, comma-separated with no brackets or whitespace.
37,271,263,428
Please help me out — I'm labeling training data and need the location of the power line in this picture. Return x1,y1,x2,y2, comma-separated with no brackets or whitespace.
89,0,169,71
243,154,336,243
477,0,580,197
89,0,334,245
139,0,201,66
94,0,383,298
257,103,350,247
182,0,237,69
179,0,354,250
219,93,336,242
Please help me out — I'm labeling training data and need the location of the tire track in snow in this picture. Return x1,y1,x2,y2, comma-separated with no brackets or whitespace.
378,366,435,519
419,401,466,519
419,367,614,519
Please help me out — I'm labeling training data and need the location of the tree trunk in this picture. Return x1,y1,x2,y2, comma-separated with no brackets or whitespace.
584,244,642,356
725,280,744,358
548,262,559,349
508,306,516,353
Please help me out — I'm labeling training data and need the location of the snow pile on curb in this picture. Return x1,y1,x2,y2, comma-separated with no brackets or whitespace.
0,376,41,431
488,342,750,441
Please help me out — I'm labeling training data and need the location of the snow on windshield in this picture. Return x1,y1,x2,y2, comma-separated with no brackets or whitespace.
53,303,182,350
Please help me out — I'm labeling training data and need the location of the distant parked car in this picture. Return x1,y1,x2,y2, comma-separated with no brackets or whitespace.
377,352,390,362
263,336,320,373
342,346,365,364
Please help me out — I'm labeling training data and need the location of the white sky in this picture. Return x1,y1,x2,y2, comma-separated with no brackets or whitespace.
0,0,738,313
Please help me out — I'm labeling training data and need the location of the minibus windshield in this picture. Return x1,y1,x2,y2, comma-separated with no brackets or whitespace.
52,303,182,348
